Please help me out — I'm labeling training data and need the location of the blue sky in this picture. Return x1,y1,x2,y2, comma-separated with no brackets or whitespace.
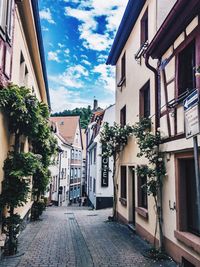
39,0,128,112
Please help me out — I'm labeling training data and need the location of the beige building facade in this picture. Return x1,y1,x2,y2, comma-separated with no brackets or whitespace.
107,0,200,265
0,0,50,226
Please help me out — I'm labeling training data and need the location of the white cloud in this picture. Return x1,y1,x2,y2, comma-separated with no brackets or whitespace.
50,87,90,112
48,51,60,62
81,59,91,66
64,0,128,52
93,63,115,92
58,43,65,48
39,8,55,24
49,64,89,88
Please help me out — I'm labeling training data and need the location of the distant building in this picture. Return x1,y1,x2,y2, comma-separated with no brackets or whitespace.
81,129,87,197
48,121,72,206
0,0,49,248
86,105,115,209
50,116,83,203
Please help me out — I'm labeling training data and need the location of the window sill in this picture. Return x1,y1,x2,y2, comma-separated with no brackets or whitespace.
119,198,127,207
174,230,200,254
136,207,148,220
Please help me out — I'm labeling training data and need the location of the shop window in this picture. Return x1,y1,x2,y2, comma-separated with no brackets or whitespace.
120,105,126,127
178,40,196,96
140,81,150,118
120,166,127,199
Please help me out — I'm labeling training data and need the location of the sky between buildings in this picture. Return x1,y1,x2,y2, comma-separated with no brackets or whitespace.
39,0,128,112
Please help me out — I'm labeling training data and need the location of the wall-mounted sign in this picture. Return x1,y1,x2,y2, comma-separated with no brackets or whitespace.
101,153,109,187
184,89,200,139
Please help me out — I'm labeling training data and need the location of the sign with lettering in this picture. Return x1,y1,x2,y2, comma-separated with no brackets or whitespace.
184,89,200,139
101,153,109,187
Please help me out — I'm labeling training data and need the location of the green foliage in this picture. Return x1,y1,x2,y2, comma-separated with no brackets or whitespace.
132,117,166,250
100,122,134,158
100,122,134,219
51,106,92,129
132,118,166,196
0,84,57,254
31,201,46,221
2,214,21,255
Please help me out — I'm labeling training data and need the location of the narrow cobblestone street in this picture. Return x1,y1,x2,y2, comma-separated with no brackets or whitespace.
0,206,177,267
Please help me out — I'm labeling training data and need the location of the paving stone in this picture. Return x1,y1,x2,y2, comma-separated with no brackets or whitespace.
0,206,177,267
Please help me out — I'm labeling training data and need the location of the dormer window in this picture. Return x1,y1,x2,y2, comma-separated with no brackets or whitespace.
117,52,126,87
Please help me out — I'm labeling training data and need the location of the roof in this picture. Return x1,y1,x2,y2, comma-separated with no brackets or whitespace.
107,0,146,66
146,0,200,59
50,116,80,145
31,0,50,107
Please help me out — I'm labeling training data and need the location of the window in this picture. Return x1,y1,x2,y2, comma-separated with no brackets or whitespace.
93,147,96,164
0,0,13,39
140,81,150,118
89,176,92,190
74,168,77,178
24,65,29,86
71,149,74,159
90,151,92,165
61,168,64,179
75,150,78,159
70,168,74,179
137,171,148,209
182,258,195,267
79,151,81,160
93,178,96,193
141,8,148,45
19,52,25,86
120,166,127,199
120,105,126,127
178,40,196,96
178,158,200,236
117,52,126,87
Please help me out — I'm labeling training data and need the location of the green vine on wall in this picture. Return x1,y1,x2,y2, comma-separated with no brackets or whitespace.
132,117,166,252
0,84,57,255
100,122,134,219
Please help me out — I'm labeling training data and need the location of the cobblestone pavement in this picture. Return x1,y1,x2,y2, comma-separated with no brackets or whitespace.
0,206,177,267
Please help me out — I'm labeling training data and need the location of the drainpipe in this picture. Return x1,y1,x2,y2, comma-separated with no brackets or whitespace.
145,54,164,250
145,54,159,130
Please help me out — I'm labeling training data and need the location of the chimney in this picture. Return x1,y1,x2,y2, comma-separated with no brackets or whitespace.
93,99,98,111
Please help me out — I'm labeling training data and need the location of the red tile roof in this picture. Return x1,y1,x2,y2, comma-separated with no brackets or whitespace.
50,116,80,145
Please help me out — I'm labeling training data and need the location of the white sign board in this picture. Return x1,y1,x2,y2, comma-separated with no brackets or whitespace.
184,93,200,139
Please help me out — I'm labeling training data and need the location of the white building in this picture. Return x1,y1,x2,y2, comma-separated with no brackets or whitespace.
86,105,115,209
49,122,71,206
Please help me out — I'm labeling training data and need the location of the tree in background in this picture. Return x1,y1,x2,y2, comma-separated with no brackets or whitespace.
51,106,92,129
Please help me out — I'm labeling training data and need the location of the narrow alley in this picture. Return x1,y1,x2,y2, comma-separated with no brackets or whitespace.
0,206,176,267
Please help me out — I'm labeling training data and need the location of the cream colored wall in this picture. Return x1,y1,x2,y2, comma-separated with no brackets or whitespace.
11,8,42,101
0,4,48,219
158,15,200,262
115,0,159,238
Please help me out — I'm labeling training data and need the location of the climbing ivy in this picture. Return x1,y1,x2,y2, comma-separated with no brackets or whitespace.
0,84,57,255
100,122,134,219
132,117,166,251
